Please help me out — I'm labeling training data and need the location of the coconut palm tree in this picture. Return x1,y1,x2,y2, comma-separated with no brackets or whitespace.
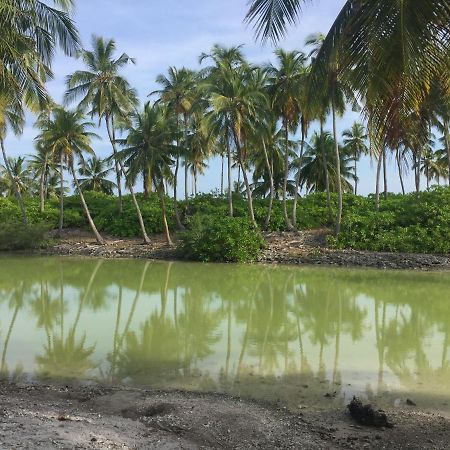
36,107,105,244
77,156,116,195
266,49,307,230
0,156,32,197
342,122,368,195
119,103,176,245
151,67,200,226
65,35,138,212
299,131,355,194
200,45,246,217
29,141,55,212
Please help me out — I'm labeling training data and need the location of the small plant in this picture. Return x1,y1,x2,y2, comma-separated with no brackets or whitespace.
0,221,49,251
177,215,265,263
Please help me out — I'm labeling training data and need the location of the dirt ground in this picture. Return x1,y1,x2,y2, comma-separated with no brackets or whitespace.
35,228,450,271
0,382,449,449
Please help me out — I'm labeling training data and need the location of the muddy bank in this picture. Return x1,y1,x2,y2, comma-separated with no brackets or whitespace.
0,382,449,449
30,228,450,271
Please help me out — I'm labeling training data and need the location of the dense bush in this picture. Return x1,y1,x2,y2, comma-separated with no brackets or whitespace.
0,221,49,250
330,188,450,253
177,214,265,262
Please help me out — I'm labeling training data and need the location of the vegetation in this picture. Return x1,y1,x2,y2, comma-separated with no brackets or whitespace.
1,1,450,260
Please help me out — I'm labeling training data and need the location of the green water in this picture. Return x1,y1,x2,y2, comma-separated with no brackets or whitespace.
0,257,449,413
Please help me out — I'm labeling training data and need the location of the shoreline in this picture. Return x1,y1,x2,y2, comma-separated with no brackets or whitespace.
20,228,450,271
0,380,449,449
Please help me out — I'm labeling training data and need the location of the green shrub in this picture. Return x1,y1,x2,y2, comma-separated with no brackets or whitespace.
0,221,49,250
177,215,265,262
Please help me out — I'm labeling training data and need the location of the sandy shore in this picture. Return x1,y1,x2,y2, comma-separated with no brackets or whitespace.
32,228,450,271
1,381,449,449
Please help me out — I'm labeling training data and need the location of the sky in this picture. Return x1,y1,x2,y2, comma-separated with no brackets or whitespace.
5,0,423,195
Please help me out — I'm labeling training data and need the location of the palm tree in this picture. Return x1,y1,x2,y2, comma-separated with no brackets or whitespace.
119,103,176,245
36,107,105,244
267,49,306,230
65,35,138,212
29,140,54,213
0,1,80,224
151,67,200,226
0,156,32,197
200,45,246,217
77,156,116,194
299,132,355,194
342,122,368,195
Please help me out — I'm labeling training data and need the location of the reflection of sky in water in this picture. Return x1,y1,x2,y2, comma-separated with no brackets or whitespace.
0,257,449,415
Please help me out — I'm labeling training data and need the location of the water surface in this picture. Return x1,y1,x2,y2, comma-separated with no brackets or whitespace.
0,257,449,413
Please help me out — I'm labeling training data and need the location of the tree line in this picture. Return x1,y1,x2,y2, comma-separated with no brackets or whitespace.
1,1,449,246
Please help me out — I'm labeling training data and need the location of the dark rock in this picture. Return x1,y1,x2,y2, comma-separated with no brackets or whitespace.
406,398,417,406
347,397,393,428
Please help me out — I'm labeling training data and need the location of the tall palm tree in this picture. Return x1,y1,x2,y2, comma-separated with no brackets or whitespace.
151,67,199,226
36,107,105,244
342,122,368,195
119,103,176,245
200,45,246,217
29,141,54,212
77,156,116,194
65,35,138,212
0,156,32,197
267,49,306,230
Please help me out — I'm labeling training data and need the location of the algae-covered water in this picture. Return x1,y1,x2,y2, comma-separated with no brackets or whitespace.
0,257,449,413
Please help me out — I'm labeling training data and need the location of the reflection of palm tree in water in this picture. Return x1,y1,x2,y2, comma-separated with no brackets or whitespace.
35,261,103,381
1,281,25,378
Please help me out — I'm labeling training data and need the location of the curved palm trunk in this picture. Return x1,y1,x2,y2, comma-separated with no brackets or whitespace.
59,152,64,237
282,120,294,230
154,176,173,246
396,148,405,195
262,140,274,230
292,122,306,228
1,139,27,225
105,115,123,213
234,134,256,226
71,164,105,244
226,127,233,216
331,96,343,236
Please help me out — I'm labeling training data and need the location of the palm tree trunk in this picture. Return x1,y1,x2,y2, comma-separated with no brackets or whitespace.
234,135,256,226
320,121,332,223
262,140,274,231
154,176,173,246
396,148,405,195
382,147,388,200
39,153,47,213
292,122,305,228
70,163,105,244
282,120,294,230
226,126,233,216
173,116,185,229
375,151,382,210
184,114,189,202
105,114,123,213
117,159,151,244
354,150,358,195
414,150,421,193
0,139,27,225
59,152,64,237
220,154,224,196
444,120,450,186
331,95,343,236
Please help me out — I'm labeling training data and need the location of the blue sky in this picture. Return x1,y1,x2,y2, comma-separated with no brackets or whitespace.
6,0,421,195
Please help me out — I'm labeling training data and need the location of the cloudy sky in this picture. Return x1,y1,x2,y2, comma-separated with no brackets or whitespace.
6,0,420,195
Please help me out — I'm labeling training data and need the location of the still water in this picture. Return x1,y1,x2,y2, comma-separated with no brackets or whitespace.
0,257,449,413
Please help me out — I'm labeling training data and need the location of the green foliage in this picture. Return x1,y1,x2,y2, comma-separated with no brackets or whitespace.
177,215,265,262
0,221,49,250
331,188,450,253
